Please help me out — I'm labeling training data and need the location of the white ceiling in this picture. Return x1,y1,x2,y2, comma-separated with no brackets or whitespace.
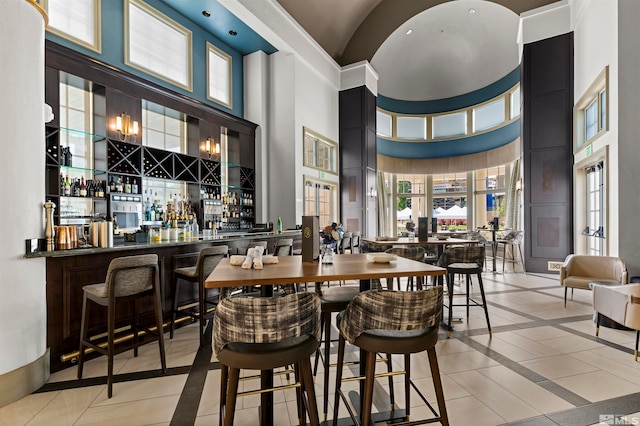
371,0,520,101
276,0,558,101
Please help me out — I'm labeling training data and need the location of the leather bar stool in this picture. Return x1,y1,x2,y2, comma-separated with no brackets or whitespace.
333,288,448,426
171,245,228,349
77,254,166,398
437,245,491,337
214,292,321,426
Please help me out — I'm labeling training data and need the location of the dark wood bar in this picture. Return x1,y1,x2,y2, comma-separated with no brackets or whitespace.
30,232,300,372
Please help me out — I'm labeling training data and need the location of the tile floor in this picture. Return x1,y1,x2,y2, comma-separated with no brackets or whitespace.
2,271,640,425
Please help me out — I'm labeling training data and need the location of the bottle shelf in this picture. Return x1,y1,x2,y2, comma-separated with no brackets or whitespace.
59,127,106,143
60,165,107,175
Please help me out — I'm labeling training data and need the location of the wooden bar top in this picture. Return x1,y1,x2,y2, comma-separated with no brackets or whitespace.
205,253,445,288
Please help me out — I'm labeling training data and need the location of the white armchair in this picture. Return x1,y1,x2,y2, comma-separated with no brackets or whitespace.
593,284,640,361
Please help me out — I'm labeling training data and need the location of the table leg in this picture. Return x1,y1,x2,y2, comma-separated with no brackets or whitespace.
260,285,274,425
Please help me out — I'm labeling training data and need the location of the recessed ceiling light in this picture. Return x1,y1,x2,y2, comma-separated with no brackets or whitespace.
202,10,211,17
468,8,476,14
229,30,238,36
406,29,413,35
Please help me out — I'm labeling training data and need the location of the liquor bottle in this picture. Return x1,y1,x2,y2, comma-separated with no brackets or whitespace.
64,175,71,196
88,180,95,198
124,177,131,194
80,177,87,197
116,177,124,193
73,179,81,197
109,177,116,193
132,179,138,194
60,173,65,194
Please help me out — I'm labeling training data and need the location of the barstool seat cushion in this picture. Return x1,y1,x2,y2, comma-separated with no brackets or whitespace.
218,335,319,370
355,326,439,354
447,262,482,274
174,266,197,278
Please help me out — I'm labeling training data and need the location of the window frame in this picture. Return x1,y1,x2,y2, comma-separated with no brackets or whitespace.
302,127,338,175
206,42,233,109
574,66,609,154
303,175,339,228
43,0,102,53
124,0,193,92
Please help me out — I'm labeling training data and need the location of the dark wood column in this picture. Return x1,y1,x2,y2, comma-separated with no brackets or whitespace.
339,86,377,237
521,32,574,273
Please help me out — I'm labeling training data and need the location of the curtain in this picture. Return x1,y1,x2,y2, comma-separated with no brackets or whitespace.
505,158,520,230
377,171,390,237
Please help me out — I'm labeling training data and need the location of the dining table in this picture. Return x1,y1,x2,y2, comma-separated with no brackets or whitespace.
205,253,445,425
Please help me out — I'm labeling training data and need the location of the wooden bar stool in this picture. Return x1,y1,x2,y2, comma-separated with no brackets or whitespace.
333,288,448,426
171,245,228,349
77,254,166,398
214,292,321,426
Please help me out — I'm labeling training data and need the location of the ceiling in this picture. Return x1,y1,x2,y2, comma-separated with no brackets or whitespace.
162,0,559,101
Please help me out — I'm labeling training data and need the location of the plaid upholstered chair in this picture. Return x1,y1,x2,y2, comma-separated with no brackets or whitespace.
386,246,426,290
77,254,166,398
437,245,491,337
170,245,228,348
214,292,321,426
332,288,448,426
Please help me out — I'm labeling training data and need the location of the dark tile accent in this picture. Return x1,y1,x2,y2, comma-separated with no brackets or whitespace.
170,322,214,426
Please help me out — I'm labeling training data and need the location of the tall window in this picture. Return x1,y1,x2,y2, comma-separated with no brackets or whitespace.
586,163,605,255
207,42,232,109
304,178,338,228
303,127,338,175
142,101,186,153
125,0,192,91
474,166,506,228
574,66,608,152
396,174,424,235
44,0,101,52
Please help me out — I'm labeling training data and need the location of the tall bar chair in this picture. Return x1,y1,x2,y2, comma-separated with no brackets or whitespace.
171,245,228,349
496,230,525,273
214,292,321,426
332,288,448,426
437,245,491,337
385,246,426,290
77,254,166,398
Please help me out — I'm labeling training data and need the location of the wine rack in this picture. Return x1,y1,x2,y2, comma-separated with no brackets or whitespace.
174,153,199,183
107,140,142,175
200,158,221,186
46,126,60,167
143,147,174,179
240,167,254,190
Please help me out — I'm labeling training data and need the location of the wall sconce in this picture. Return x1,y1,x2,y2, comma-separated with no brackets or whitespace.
115,112,138,143
369,186,378,198
205,137,220,159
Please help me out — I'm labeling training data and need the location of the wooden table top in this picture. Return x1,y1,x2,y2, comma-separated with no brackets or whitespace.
205,253,445,288
363,237,478,246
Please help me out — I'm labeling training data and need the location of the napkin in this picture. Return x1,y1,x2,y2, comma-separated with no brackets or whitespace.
241,250,254,269
229,255,245,266
262,255,279,264
252,246,264,270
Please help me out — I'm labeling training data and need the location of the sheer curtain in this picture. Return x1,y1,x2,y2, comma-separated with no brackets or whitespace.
377,171,390,237
505,159,521,230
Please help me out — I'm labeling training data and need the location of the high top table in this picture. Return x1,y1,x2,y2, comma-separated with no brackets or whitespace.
205,253,445,425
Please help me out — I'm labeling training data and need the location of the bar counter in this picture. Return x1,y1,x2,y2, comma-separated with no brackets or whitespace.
31,231,301,372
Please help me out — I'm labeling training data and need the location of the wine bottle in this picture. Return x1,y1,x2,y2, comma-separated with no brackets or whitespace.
80,177,87,197
73,179,81,197
132,179,138,194
124,177,132,194
109,177,116,193
60,173,65,194
64,175,71,196
116,177,124,193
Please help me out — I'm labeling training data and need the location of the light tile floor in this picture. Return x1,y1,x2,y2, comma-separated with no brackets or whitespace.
2,272,640,425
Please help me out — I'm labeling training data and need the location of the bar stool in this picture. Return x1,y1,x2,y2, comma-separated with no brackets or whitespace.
214,292,321,426
351,231,361,254
385,247,425,290
313,285,362,421
496,230,525,272
332,288,448,426
171,245,228,349
337,232,352,254
77,254,166,398
437,245,491,337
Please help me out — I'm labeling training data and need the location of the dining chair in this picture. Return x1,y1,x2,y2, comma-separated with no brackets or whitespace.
351,231,361,254
214,292,321,426
170,245,228,348
332,288,448,426
77,254,166,398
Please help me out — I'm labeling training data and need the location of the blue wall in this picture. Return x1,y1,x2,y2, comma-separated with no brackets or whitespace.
45,0,245,117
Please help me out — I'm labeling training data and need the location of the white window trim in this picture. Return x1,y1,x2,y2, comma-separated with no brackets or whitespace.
574,66,609,154
206,42,233,109
43,0,102,53
303,127,339,175
303,175,339,227
124,0,193,92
